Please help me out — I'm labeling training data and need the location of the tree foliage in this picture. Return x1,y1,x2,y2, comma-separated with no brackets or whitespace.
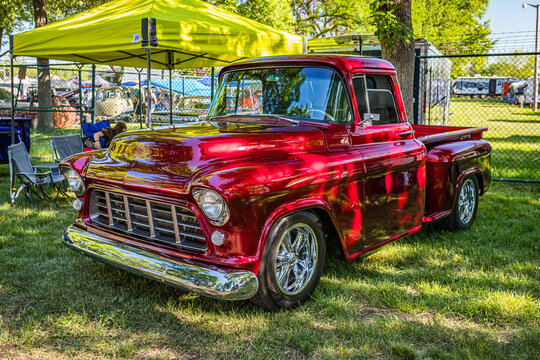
215,0,295,32
411,0,493,80
484,55,535,79
370,0,413,48
290,0,372,37
412,0,493,55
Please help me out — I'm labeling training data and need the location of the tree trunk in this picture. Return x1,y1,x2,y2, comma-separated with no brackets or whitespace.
0,27,4,52
32,0,54,130
376,0,415,122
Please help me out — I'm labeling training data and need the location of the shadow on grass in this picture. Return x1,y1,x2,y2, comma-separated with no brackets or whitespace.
490,118,540,124
0,164,538,358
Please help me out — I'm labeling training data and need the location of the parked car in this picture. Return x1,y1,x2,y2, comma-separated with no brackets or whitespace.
94,86,135,119
60,55,491,310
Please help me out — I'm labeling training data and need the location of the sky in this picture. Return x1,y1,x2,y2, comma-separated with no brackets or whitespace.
486,0,540,51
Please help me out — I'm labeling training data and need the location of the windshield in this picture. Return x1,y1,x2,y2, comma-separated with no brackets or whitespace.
208,67,352,123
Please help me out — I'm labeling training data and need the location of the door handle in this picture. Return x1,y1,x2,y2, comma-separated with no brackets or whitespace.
398,130,414,137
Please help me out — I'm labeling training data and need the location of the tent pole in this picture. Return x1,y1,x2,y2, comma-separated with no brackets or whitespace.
146,47,152,128
10,43,15,145
169,68,173,125
91,64,96,123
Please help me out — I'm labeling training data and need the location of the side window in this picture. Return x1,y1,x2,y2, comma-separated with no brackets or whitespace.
353,74,400,125
352,76,369,116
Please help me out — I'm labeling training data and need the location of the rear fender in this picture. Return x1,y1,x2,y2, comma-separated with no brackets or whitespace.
424,139,491,217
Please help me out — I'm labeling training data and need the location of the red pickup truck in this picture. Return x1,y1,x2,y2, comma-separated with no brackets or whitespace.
61,55,491,310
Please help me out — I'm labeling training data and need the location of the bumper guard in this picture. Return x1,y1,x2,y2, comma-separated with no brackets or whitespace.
63,226,259,300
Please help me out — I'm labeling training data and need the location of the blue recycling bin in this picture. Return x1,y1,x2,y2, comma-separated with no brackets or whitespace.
0,118,31,164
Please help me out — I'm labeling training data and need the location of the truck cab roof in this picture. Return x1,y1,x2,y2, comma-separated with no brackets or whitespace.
223,55,396,74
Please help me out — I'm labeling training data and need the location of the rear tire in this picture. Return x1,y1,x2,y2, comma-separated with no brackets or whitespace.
251,211,326,310
438,175,479,232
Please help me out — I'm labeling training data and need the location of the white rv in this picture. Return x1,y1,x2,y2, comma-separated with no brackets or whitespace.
451,76,519,96
523,77,540,104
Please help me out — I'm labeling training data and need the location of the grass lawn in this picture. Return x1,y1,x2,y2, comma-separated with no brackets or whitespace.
0,162,538,359
447,97,540,180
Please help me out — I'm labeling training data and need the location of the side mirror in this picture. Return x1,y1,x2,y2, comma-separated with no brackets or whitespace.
358,113,380,126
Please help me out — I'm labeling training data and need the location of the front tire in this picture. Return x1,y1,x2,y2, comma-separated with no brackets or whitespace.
439,175,479,232
251,211,326,310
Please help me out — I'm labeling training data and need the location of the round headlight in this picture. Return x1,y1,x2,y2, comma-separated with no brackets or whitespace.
63,168,86,196
193,188,230,225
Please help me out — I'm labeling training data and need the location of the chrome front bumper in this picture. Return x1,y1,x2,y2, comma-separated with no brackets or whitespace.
63,226,259,300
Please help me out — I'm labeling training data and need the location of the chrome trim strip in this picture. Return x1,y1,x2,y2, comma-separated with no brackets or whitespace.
63,226,259,301
171,204,180,244
146,199,155,238
123,195,132,231
105,192,113,226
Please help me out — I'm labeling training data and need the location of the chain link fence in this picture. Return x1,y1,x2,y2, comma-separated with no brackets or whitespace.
0,60,217,162
2,53,539,181
414,52,540,181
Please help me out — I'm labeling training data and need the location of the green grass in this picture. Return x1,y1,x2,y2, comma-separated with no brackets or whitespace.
446,97,540,180
0,163,539,359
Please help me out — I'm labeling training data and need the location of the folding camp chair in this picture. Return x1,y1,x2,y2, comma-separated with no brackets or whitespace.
8,142,67,207
50,134,84,162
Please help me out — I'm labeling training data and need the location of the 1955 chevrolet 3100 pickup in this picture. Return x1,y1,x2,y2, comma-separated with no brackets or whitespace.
61,55,491,310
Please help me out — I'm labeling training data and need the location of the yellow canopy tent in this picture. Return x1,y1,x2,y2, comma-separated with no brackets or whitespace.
10,0,303,127
11,0,303,68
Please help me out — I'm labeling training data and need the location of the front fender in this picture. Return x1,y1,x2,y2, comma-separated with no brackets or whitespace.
248,198,340,274
60,149,106,175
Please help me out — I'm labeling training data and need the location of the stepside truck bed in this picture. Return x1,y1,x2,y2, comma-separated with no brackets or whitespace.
413,125,488,146
413,125,492,223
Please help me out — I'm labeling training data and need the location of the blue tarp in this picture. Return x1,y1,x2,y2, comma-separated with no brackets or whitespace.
197,76,219,87
142,78,211,97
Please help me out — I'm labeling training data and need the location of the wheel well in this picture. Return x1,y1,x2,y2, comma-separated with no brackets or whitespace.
308,208,344,259
474,173,484,195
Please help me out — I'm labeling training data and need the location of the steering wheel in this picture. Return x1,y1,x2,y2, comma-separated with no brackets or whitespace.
310,109,336,122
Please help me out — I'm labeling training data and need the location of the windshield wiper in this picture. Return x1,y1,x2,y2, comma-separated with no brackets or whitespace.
257,114,300,124
208,113,299,124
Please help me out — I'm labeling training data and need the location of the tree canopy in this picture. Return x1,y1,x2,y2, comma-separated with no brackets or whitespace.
412,0,493,55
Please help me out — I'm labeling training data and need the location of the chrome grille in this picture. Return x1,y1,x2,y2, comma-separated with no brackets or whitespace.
89,190,206,252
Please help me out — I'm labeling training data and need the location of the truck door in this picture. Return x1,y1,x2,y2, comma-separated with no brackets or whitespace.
348,73,425,254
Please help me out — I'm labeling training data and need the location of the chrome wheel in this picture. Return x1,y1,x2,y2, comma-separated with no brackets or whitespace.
273,223,318,296
458,179,476,224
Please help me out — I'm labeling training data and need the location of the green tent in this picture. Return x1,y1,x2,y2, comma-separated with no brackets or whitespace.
11,0,303,69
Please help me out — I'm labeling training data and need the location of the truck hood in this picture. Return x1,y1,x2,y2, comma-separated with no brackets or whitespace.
84,121,327,194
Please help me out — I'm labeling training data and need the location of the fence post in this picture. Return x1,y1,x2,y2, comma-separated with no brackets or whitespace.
78,68,83,128
138,71,143,129
169,68,173,125
91,64,96,123
10,40,15,145
146,47,152,128
211,67,215,101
